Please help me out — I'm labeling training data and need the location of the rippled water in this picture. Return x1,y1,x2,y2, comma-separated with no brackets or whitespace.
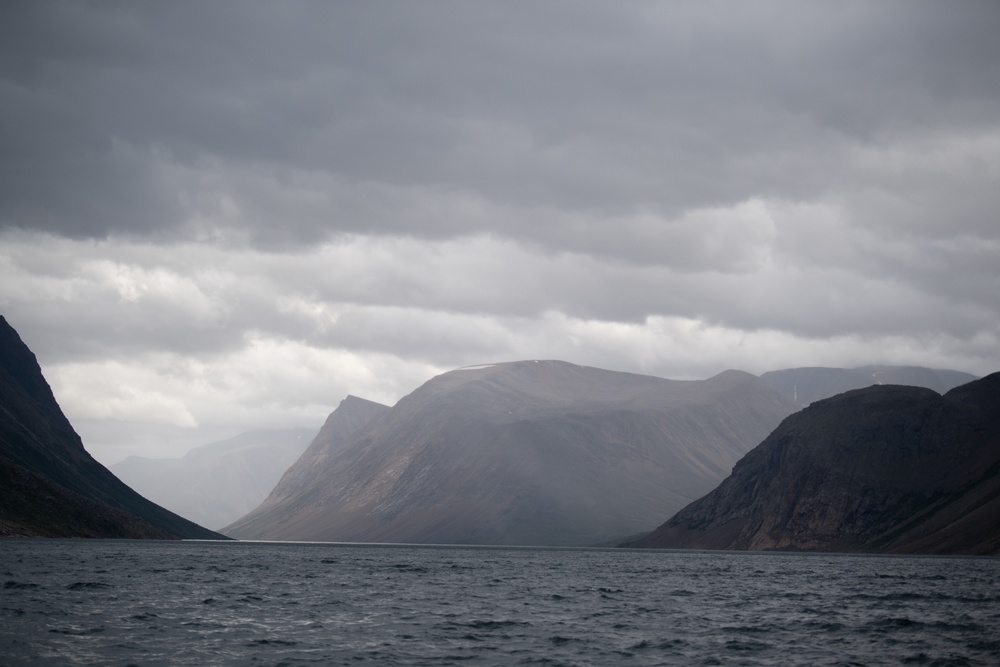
1,539,998,666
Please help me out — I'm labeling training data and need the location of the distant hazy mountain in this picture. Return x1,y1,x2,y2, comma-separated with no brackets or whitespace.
630,373,1000,555
759,366,977,409
111,428,316,530
224,361,795,546
0,315,222,539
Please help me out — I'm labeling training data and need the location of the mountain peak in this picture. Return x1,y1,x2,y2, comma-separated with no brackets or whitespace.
340,394,388,409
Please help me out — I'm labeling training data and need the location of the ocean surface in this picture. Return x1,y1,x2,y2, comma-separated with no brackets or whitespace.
1,540,998,666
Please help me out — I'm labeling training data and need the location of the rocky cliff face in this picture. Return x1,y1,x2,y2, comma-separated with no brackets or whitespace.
0,315,223,539
631,373,1000,555
224,361,795,546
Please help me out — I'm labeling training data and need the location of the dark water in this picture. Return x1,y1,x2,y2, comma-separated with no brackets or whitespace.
1,540,998,666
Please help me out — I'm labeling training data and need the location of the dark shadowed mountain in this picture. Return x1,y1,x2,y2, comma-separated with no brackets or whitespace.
0,315,223,539
630,373,1000,555
111,428,316,530
759,366,977,409
224,361,795,546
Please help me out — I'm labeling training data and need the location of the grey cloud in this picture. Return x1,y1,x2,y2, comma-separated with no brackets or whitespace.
5,230,994,373
3,2,999,255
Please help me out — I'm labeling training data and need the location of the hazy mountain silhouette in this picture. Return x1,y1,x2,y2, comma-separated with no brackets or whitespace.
630,373,1000,555
0,315,223,539
224,361,795,546
111,428,316,530
759,366,977,409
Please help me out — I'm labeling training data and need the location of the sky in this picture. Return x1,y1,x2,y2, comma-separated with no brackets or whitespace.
2,1,999,464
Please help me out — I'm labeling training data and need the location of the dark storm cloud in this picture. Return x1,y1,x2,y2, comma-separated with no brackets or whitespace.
3,1,998,253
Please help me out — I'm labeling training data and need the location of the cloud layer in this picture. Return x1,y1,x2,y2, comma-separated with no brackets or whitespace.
2,2,998,462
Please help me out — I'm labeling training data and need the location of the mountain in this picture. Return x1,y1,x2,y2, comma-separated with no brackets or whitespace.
250,395,391,506
224,361,795,546
111,428,316,530
0,315,223,539
629,373,1000,555
759,366,977,409
221,394,391,538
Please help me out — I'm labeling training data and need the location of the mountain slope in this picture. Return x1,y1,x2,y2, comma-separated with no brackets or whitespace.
224,361,795,546
630,373,1000,555
0,457,174,538
254,395,390,505
222,394,390,537
111,428,316,530
0,315,223,539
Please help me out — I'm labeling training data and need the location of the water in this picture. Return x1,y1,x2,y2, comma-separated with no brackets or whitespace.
1,540,998,666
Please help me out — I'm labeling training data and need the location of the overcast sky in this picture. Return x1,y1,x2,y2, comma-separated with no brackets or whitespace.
2,1,999,463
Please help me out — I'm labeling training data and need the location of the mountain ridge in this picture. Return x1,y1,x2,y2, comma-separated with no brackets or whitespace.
759,365,977,409
224,361,795,545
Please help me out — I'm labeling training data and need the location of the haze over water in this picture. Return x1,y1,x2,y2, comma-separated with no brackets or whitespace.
2,540,998,666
